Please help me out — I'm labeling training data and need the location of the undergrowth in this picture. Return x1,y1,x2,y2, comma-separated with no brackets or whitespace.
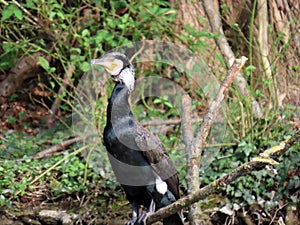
0,1,299,223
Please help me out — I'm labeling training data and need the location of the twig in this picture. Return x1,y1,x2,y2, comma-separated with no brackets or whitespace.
142,117,201,127
202,0,263,118
194,56,248,148
11,145,89,198
130,36,146,63
269,203,288,225
37,136,82,158
12,0,40,26
0,0,8,5
239,101,246,138
146,130,300,224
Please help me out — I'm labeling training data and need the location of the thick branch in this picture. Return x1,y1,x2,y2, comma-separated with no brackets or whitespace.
145,57,248,224
180,57,248,223
36,136,82,158
202,0,263,118
181,95,193,152
181,94,201,222
146,130,300,224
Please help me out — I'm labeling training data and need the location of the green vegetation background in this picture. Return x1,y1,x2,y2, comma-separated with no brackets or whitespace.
0,0,299,223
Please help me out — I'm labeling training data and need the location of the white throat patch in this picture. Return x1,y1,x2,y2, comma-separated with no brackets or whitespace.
119,67,135,92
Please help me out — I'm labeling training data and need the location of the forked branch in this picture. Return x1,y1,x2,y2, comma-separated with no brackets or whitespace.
147,57,248,224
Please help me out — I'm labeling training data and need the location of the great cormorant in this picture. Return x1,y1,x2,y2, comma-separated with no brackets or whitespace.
91,52,184,225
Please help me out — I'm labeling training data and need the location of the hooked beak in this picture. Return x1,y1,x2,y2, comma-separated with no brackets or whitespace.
91,56,123,77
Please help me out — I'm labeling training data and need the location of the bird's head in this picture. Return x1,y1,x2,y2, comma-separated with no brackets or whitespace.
91,52,135,92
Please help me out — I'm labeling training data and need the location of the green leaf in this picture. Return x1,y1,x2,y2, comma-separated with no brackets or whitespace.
2,43,13,52
14,9,23,20
50,81,55,89
25,0,35,9
1,8,14,21
81,29,90,37
38,56,50,70
56,11,65,20
153,98,162,104
81,61,90,72
164,101,173,108
49,11,56,20
7,116,17,124
49,67,56,73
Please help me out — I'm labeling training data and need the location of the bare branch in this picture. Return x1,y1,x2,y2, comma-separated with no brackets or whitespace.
36,136,82,158
181,94,193,159
12,0,40,26
183,56,248,223
192,57,248,179
181,94,201,222
194,56,248,150
146,129,300,224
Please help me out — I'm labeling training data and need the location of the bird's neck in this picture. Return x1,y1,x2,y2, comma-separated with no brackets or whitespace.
107,82,133,123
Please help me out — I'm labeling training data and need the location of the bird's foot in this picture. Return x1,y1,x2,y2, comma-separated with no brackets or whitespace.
124,213,138,225
124,201,155,225
124,212,151,225
124,218,137,225
134,212,150,225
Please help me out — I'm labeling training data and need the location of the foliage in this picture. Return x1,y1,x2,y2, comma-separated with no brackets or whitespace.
0,0,177,113
201,120,299,210
0,0,299,223
0,126,119,207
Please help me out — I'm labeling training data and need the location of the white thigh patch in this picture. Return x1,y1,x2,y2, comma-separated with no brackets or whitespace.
155,177,168,195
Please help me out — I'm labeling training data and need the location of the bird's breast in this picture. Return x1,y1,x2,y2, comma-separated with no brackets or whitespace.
103,119,148,167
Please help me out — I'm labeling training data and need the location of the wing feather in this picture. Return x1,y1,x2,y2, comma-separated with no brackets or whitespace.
134,119,180,199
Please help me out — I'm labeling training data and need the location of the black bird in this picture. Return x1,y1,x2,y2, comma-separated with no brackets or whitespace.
91,52,184,225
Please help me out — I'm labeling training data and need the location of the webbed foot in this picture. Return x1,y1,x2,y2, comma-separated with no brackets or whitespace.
124,218,137,225
134,212,149,225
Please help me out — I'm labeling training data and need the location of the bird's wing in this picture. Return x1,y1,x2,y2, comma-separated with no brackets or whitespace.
134,119,180,199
